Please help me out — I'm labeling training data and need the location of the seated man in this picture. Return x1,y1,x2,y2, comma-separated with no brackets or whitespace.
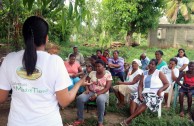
160,58,179,107
140,53,150,71
68,46,85,65
108,50,124,82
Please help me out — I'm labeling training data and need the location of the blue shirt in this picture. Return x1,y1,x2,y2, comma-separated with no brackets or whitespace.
141,57,150,70
108,57,124,74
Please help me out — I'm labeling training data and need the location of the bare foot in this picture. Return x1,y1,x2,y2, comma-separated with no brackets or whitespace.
98,123,104,126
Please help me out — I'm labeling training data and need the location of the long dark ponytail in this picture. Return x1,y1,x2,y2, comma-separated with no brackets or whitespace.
22,16,48,75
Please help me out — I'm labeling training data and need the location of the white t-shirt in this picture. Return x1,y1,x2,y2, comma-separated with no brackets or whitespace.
0,50,72,126
160,66,179,84
176,57,189,71
125,68,142,92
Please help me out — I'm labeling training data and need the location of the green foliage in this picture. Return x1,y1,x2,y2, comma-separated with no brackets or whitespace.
101,0,165,39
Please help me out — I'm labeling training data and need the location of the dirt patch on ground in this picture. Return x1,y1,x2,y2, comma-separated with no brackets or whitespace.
0,100,125,126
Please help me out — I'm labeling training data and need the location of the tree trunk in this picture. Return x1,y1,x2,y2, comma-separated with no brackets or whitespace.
125,31,133,46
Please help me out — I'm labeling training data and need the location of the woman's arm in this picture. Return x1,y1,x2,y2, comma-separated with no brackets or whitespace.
96,80,111,95
0,89,9,104
138,74,144,101
179,64,188,72
171,69,178,82
56,76,87,107
175,72,184,86
118,74,141,85
157,72,169,96
89,80,112,101
76,66,84,76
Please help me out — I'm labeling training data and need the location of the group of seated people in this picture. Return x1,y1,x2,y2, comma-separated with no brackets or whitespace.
64,46,194,126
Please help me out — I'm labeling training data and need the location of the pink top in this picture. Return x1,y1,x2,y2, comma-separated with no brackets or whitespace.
88,70,112,92
64,61,80,75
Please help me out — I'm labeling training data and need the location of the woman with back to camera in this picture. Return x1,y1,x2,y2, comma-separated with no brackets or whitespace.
175,48,189,73
0,16,88,126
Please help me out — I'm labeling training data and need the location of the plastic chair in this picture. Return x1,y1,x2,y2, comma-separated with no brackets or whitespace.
158,82,175,118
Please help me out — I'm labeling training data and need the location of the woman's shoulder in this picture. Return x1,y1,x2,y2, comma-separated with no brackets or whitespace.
105,70,111,75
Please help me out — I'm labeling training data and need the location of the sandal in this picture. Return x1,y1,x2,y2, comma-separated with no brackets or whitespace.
72,120,84,126
120,120,128,126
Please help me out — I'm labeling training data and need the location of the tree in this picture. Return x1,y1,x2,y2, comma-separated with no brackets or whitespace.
101,0,165,46
165,0,194,24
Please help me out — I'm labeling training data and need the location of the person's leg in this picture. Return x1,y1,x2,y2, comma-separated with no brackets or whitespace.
125,103,147,124
118,92,125,106
187,92,192,114
179,92,185,116
164,93,168,106
130,100,138,115
96,94,108,125
76,92,94,120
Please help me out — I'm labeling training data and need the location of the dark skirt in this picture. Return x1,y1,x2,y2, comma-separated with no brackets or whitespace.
179,84,194,95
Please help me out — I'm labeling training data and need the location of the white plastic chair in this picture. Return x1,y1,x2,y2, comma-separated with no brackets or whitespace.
158,82,175,118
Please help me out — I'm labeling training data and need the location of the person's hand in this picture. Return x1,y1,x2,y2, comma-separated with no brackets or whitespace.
79,75,88,86
157,89,162,97
89,95,96,101
84,81,93,86
108,64,114,68
84,90,90,94
71,74,77,78
182,84,189,90
117,81,122,85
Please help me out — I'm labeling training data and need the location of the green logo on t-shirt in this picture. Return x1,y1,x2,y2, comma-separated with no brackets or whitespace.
16,66,42,80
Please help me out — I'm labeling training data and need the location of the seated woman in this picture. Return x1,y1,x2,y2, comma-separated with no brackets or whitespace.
155,50,167,70
176,61,194,117
74,59,112,126
120,59,169,126
175,48,189,73
113,59,142,108
64,54,84,93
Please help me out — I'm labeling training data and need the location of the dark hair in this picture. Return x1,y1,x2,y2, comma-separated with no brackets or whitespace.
95,59,106,68
22,16,48,75
69,54,76,58
189,61,194,65
113,50,119,54
155,50,163,56
170,58,178,65
176,48,187,57
91,55,98,60
96,50,102,54
150,59,158,66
